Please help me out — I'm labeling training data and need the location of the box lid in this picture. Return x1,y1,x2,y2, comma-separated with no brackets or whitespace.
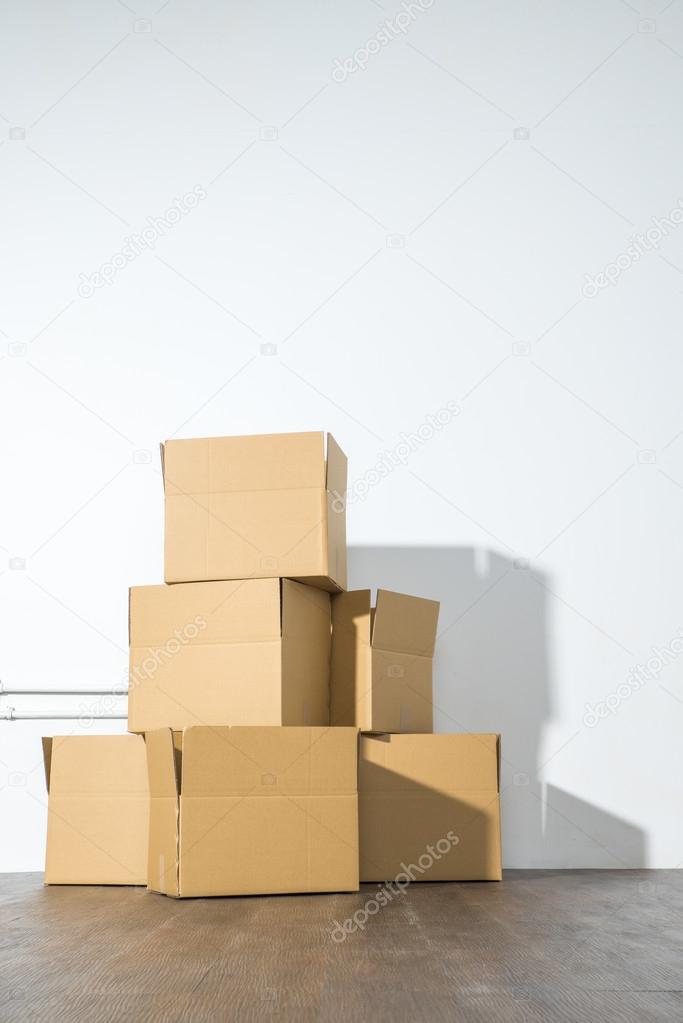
371,589,440,657
162,432,336,496
145,728,180,798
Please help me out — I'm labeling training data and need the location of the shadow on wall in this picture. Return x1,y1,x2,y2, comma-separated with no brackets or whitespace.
348,546,646,869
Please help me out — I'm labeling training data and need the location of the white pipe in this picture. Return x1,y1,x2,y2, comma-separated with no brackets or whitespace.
1,708,128,721
0,682,127,696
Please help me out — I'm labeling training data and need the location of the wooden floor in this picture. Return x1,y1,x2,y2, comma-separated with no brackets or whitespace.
1,871,681,1022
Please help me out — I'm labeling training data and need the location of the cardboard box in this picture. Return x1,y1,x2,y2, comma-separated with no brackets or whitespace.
146,726,359,897
359,733,502,882
161,431,347,592
128,578,331,733
42,734,149,885
330,589,440,732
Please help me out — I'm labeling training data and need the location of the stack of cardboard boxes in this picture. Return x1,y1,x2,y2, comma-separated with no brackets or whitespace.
43,432,502,897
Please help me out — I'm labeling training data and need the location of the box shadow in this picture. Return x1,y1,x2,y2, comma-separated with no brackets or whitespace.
349,545,647,869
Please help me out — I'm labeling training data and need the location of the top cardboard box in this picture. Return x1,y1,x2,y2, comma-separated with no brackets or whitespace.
162,431,347,592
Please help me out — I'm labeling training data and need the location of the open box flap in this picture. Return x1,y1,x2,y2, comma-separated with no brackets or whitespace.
145,729,179,798
371,589,440,657
42,737,53,793
145,729,180,896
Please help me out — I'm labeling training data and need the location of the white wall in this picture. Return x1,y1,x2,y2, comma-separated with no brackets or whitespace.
2,0,683,871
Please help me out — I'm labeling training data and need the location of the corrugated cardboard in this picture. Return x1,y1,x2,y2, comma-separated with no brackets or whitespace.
43,734,149,885
330,589,440,732
146,726,359,897
359,733,502,882
128,578,331,733
161,431,347,591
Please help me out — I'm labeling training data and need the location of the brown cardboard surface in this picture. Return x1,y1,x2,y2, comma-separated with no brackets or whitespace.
162,432,347,591
330,589,440,732
145,728,180,896
43,734,149,886
372,588,439,656
128,578,331,733
359,733,502,882
145,726,359,897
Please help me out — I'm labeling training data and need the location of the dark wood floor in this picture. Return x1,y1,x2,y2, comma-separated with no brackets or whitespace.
1,871,681,1022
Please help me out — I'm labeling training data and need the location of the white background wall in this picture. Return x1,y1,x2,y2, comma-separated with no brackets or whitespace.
2,0,683,871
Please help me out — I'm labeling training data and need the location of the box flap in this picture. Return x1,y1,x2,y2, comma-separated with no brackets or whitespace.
45,735,148,795
181,726,357,797
360,733,500,793
281,580,332,726
42,737,53,793
325,433,347,496
331,590,372,636
330,590,372,727
145,729,179,798
145,729,180,896
281,578,330,639
129,578,282,646
371,589,440,657
163,432,327,496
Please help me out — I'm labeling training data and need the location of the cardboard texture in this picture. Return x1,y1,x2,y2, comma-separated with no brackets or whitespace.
359,733,502,882
330,589,440,732
128,578,332,733
161,431,347,592
146,726,359,897
43,734,149,886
